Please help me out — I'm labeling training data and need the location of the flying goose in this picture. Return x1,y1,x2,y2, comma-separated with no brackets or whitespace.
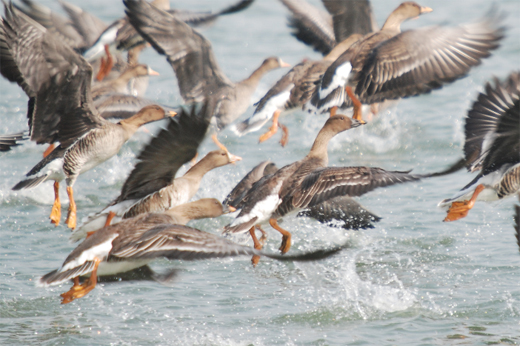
2,4,174,229
308,2,505,121
440,71,520,221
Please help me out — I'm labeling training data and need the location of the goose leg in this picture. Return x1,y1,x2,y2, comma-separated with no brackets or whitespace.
345,86,365,123
269,218,291,254
96,45,113,81
65,186,77,229
211,133,228,152
249,226,263,266
43,143,55,158
105,211,116,227
60,258,101,304
278,122,289,147
87,211,116,238
259,110,281,143
444,184,485,222
49,181,61,226
255,225,268,246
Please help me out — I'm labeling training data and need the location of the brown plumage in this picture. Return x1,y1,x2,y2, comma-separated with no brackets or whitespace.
124,0,290,130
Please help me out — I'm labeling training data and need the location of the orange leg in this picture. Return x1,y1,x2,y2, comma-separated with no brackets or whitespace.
49,181,61,226
269,218,292,254
65,186,77,230
96,45,113,81
43,143,55,158
444,184,485,222
211,133,228,152
104,211,116,227
255,225,268,246
278,122,289,147
60,258,101,304
345,86,365,123
249,226,262,266
329,106,338,117
259,110,281,143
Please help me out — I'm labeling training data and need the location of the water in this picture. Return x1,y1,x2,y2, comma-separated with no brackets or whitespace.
1,0,519,345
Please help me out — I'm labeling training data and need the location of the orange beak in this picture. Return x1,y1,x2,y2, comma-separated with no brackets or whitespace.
168,111,176,117
148,67,160,76
279,59,291,68
420,6,433,14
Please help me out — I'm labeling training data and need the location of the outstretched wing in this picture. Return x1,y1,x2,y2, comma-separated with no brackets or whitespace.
116,102,210,203
124,0,233,104
355,13,505,104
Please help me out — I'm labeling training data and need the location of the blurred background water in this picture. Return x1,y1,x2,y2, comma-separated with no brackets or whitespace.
0,0,519,345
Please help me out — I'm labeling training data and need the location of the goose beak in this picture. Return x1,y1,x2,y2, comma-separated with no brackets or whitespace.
420,6,433,14
280,59,291,68
148,67,160,76
167,111,177,117
227,152,242,164
226,205,237,213
351,118,365,128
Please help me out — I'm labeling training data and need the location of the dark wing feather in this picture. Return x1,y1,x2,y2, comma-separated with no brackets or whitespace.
0,132,28,152
60,0,108,48
280,0,335,55
2,3,103,146
13,0,87,50
464,71,520,172
355,15,505,103
39,260,96,286
223,160,275,207
172,0,255,26
322,0,377,43
124,0,233,103
292,167,421,210
514,193,520,250
482,98,520,176
116,103,209,203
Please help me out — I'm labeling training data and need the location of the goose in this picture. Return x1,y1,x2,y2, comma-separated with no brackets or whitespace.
308,2,505,121
39,199,345,304
123,0,290,134
1,4,174,229
224,160,382,236
85,0,255,81
439,71,520,221
223,115,420,264
233,0,381,145
72,102,241,242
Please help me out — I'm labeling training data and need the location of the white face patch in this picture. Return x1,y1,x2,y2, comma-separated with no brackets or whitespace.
319,62,352,99
60,234,118,273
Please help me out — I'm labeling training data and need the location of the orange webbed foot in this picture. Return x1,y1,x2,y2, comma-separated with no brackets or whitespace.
279,123,289,147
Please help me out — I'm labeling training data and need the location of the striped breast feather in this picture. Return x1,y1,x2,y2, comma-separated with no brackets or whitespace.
292,167,421,208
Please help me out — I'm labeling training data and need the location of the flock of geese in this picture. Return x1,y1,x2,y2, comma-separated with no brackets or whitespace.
0,0,518,304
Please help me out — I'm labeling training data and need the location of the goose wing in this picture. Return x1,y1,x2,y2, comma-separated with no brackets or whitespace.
116,103,209,203
124,0,233,104
291,166,421,210
355,14,505,104
1,3,103,148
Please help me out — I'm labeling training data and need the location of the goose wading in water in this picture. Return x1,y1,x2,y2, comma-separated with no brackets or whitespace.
39,199,346,304
223,115,422,265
